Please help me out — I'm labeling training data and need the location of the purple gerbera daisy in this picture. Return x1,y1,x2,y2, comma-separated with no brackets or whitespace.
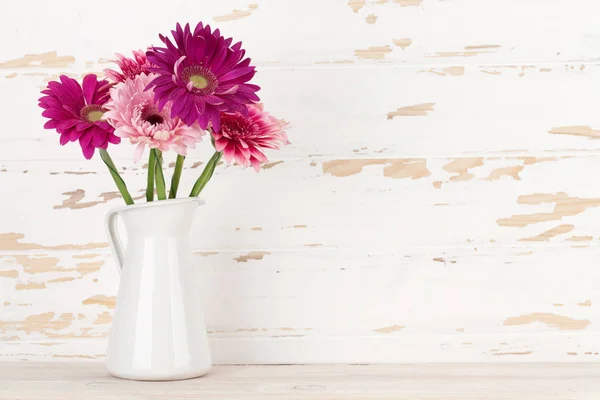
39,75,120,159
146,22,260,132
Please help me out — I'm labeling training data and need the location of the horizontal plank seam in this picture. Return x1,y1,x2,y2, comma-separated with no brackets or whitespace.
1,243,600,256
3,60,600,73
6,152,600,166
5,331,600,347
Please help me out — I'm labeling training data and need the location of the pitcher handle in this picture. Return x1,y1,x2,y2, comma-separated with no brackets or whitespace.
105,209,125,273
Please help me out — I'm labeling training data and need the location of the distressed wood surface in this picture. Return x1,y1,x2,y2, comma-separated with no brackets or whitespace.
3,246,600,362
1,363,600,400
2,0,600,363
2,0,600,66
3,65,600,160
3,157,600,249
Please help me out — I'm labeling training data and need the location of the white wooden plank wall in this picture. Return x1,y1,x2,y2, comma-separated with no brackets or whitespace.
2,0,600,363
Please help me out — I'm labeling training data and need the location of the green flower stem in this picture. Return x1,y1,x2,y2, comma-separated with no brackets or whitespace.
190,151,222,197
99,149,134,205
153,149,167,200
169,154,185,199
146,150,156,202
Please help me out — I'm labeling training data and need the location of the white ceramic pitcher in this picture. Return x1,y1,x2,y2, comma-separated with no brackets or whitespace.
104,197,212,381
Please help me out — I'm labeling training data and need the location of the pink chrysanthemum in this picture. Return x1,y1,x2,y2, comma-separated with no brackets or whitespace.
39,74,120,159
212,104,289,172
104,73,205,162
146,22,260,132
104,50,153,83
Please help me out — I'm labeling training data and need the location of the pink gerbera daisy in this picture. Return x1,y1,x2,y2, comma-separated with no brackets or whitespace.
104,50,153,83
146,22,260,132
212,104,289,171
38,74,120,159
104,73,205,162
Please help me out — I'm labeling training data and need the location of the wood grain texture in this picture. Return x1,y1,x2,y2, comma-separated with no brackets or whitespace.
3,245,600,362
0,363,599,399
2,64,600,161
2,156,600,250
2,0,600,66
2,0,600,363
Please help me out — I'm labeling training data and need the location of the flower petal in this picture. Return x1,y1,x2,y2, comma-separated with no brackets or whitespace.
82,74,98,105
59,132,70,145
250,156,262,172
133,142,145,162
81,145,95,159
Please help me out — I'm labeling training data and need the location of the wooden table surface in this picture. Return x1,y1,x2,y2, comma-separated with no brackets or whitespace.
0,363,599,399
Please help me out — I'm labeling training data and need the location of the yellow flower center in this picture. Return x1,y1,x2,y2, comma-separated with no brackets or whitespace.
86,110,105,122
181,65,218,95
189,75,208,89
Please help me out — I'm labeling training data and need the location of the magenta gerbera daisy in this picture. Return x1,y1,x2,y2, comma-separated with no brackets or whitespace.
104,49,153,83
146,22,260,132
38,74,120,159
212,103,289,172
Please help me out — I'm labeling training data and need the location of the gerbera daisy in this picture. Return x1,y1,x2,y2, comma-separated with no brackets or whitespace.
104,49,153,83
146,22,260,132
212,103,289,171
104,73,205,162
39,74,120,159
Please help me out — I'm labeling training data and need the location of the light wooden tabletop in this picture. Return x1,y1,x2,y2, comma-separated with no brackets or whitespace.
0,363,598,399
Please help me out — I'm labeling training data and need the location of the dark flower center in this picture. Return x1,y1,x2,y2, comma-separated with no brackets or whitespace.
181,65,218,95
220,112,253,137
141,104,165,125
145,114,164,125
80,104,106,122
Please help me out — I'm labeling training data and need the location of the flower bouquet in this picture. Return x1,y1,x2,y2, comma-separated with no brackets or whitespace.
39,22,288,202
38,22,289,381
